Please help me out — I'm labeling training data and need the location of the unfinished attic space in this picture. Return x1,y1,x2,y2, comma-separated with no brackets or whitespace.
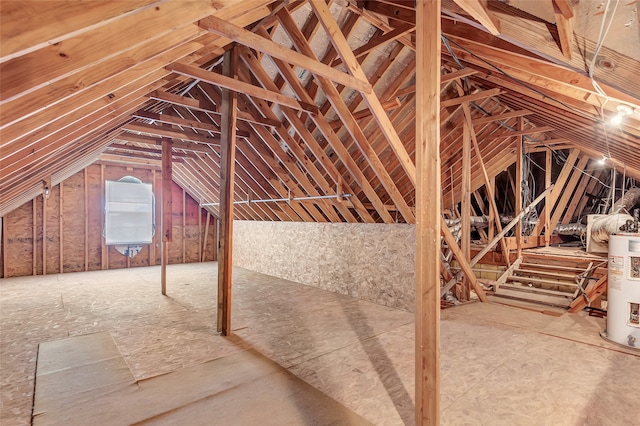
2,0,640,424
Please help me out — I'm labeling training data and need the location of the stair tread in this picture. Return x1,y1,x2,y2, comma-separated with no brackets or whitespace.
508,275,578,286
514,268,578,280
499,283,575,297
493,288,572,307
520,262,588,272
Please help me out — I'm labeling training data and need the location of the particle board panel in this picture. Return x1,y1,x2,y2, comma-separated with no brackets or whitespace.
33,331,371,426
233,221,416,311
2,264,640,426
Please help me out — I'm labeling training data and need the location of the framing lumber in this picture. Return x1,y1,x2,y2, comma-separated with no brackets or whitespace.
461,112,471,300
472,110,533,125
276,9,414,223
217,47,238,336
415,1,441,423
311,1,416,185
440,89,501,108
161,138,172,295
133,110,250,138
167,62,319,114
552,0,573,60
515,118,523,258
198,15,372,94
452,0,501,35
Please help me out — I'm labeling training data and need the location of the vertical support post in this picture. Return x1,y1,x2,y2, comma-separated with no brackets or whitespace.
150,169,157,266
198,201,202,262
461,109,471,300
182,188,186,264
202,212,210,262
415,2,441,424
161,138,173,295
100,165,107,270
217,46,238,336
515,118,524,257
59,181,64,273
2,217,6,278
43,194,47,275
488,177,495,240
545,150,552,247
33,199,37,275
84,168,89,271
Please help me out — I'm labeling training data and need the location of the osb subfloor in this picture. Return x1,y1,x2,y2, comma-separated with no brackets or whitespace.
1,262,639,425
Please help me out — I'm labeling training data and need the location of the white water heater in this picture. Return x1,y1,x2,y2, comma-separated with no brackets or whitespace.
605,234,640,349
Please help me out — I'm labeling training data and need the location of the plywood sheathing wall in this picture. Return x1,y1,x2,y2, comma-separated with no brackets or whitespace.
0,164,217,278
233,220,415,311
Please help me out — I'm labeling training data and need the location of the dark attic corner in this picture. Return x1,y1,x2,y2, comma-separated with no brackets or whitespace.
1,1,639,425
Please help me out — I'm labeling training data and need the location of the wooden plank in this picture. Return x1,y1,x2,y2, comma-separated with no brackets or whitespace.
545,150,552,246
549,154,589,233
311,1,416,186
568,275,607,313
59,181,64,273
239,39,375,223
147,90,281,128
150,170,157,266
461,110,471,300
472,110,533,125
132,110,251,138
84,169,89,270
42,193,47,275
217,47,238,336
452,0,501,35
0,1,159,62
275,10,412,223
122,122,221,145
182,188,186,264
441,217,488,303
440,89,501,107
1,217,5,278
161,138,172,296
415,1,441,423
331,23,415,67
481,126,555,141
202,212,210,262
1,0,218,102
32,198,37,275
515,118,523,258
199,15,372,94
552,0,573,60
167,62,318,114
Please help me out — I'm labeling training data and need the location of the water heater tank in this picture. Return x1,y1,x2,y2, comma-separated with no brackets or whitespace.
605,234,640,349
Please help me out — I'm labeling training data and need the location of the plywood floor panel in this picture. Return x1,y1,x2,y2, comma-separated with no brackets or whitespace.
1,262,639,425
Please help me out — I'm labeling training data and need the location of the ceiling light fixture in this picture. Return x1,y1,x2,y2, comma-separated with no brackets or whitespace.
610,104,634,125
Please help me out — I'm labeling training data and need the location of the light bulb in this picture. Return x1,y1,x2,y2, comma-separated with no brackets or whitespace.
611,113,623,125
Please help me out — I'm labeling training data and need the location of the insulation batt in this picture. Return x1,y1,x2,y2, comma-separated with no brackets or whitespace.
590,213,635,244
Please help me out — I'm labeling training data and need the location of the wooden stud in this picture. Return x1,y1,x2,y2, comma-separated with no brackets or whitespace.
415,1,441,424
545,150,552,246
84,168,89,271
43,193,47,275
100,165,107,270
461,109,471,300
2,217,6,278
150,169,157,266
59,181,64,273
32,198,37,275
515,118,523,258
161,138,172,295
202,212,210,262
217,47,238,336
182,187,186,264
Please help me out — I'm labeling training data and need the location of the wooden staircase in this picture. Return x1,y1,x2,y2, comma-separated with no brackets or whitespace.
492,254,599,309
